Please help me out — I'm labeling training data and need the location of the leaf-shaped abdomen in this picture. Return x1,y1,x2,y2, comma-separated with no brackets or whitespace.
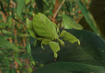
32,13,59,40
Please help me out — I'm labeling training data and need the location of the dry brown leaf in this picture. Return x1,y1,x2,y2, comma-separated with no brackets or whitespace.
14,60,20,73
0,11,7,23
10,0,16,8
0,71,2,73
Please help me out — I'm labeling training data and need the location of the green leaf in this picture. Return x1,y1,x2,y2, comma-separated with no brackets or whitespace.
54,52,58,58
41,39,51,45
49,41,60,58
4,59,9,67
53,23,59,33
41,43,44,50
26,18,37,38
28,67,33,73
32,61,35,65
52,0,56,5
37,38,44,41
0,22,7,28
41,39,51,50
57,39,65,46
30,57,35,66
77,39,80,45
25,0,31,5
60,30,66,37
34,40,37,46
33,62,105,73
32,13,59,40
2,29,11,35
63,31,78,43
0,36,20,52
5,70,10,73
31,29,105,65
11,69,15,73
14,57,22,66
8,16,12,28
76,0,100,34
27,43,31,54
16,0,25,20
62,14,83,30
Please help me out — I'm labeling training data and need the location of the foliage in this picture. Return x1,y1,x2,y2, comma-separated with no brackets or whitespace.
62,14,83,29
34,62,105,73
76,0,100,35
0,0,36,73
32,29,105,73
26,13,80,58
0,0,105,73
42,0,92,28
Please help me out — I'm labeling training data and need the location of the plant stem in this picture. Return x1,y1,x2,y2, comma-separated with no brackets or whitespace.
53,0,65,19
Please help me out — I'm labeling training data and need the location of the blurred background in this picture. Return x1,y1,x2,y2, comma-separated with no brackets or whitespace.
0,0,105,73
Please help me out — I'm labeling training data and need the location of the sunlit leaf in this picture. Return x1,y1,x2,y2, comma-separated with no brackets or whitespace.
41,39,51,50
34,40,37,46
53,23,59,33
28,67,33,73
60,30,66,37
41,39,51,45
57,39,65,46
54,52,58,58
77,39,80,45
32,61,35,65
49,41,60,58
63,31,78,43
25,0,31,5
62,14,83,30
32,13,59,40
26,18,37,38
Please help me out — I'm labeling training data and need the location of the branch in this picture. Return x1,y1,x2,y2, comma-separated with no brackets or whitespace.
53,0,65,19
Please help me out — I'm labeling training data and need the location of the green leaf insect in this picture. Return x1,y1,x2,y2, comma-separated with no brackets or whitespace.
26,13,80,59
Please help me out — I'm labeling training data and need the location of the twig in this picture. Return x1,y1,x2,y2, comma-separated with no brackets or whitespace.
14,60,20,73
0,71,2,73
53,0,59,15
0,11,7,23
53,0,65,18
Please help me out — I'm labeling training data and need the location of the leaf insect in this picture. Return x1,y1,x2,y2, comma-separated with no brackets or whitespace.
26,13,80,60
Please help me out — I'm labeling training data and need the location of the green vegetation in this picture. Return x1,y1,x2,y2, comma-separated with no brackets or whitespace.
0,0,105,73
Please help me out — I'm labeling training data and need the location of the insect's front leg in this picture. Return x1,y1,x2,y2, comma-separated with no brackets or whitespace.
57,39,65,46
40,38,51,53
